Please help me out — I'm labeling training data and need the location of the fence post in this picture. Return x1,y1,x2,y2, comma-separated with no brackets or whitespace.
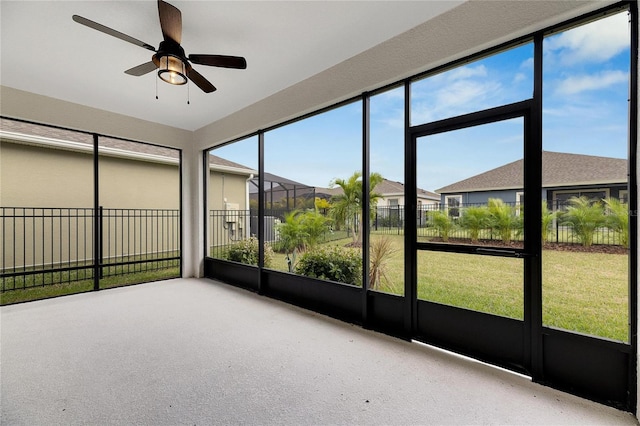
99,206,104,279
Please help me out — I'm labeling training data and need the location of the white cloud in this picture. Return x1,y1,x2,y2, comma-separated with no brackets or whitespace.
545,12,629,65
520,57,534,70
555,70,628,95
444,64,488,81
513,73,527,84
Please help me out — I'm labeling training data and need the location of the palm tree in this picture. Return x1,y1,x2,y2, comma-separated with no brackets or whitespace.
603,197,629,248
276,210,309,271
330,171,384,245
561,196,606,247
459,205,490,242
428,209,455,242
487,198,520,243
541,200,556,244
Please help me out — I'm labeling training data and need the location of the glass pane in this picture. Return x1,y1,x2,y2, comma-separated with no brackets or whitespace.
417,251,523,319
542,11,630,341
411,43,533,126
1,118,94,303
264,102,363,286
416,118,524,248
207,137,259,265
98,137,181,289
370,86,407,295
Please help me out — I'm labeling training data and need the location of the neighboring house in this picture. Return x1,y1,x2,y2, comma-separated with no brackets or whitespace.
0,119,254,263
436,151,628,213
373,179,440,211
316,178,439,211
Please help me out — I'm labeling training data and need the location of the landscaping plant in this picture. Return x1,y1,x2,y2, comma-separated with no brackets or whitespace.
487,198,521,243
276,210,329,271
330,171,384,245
561,196,606,247
603,197,629,248
295,245,362,286
459,205,490,242
427,210,455,242
225,237,274,267
369,236,399,290
541,200,555,243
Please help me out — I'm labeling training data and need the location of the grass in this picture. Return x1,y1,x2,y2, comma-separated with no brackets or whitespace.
6,232,630,342
269,233,629,342
0,266,180,305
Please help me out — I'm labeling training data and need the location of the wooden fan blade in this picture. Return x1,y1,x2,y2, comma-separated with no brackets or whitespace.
72,15,156,52
125,61,158,76
187,68,216,93
158,0,182,44
188,54,247,69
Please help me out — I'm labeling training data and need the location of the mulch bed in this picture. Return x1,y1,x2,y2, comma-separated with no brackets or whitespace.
361,237,628,255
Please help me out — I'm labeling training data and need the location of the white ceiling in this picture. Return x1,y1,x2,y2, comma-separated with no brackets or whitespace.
0,1,463,131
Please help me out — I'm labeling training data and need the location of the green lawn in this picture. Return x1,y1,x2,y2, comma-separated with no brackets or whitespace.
268,234,629,342
0,266,180,305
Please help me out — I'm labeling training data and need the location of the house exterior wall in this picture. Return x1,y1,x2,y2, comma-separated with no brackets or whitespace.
1,140,180,209
441,185,628,207
439,190,520,206
1,140,248,268
1,140,94,207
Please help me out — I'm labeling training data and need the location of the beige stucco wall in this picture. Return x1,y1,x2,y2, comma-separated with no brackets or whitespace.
1,140,253,267
207,170,253,252
0,140,180,209
1,140,182,267
208,171,250,211
1,141,94,207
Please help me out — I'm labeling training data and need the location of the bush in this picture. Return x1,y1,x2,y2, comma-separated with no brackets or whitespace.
459,205,490,242
295,246,362,286
561,196,606,247
225,237,273,268
603,197,629,248
427,210,455,242
369,236,399,290
488,198,521,243
541,200,555,243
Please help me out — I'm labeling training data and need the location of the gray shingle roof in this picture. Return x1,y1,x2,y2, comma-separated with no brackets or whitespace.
2,118,257,172
316,179,438,200
436,151,627,194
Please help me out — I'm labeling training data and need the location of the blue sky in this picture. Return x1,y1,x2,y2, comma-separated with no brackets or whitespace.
213,11,630,193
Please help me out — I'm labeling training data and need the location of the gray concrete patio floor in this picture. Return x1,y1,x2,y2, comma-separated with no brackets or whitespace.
1,278,637,425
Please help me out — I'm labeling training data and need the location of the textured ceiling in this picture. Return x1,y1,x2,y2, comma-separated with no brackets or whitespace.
0,1,463,131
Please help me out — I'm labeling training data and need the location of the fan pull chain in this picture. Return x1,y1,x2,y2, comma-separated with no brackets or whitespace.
155,75,159,100
187,80,190,105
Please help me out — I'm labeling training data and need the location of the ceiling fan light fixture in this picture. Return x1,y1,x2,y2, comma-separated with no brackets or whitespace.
157,54,187,85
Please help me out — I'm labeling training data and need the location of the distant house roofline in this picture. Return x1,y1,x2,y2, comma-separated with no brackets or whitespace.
436,151,627,194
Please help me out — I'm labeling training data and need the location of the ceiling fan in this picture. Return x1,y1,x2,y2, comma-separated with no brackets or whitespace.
72,0,246,93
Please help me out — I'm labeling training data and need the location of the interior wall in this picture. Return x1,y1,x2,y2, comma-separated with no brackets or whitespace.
0,86,192,150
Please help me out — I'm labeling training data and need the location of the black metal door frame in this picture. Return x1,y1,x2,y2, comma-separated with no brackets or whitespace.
406,101,538,374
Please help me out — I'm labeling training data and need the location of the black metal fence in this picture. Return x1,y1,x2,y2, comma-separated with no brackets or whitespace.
372,201,626,246
1,207,180,292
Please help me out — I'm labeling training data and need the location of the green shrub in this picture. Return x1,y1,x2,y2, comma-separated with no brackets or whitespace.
369,236,399,290
276,210,330,271
459,205,490,242
604,197,629,248
561,196,606,247
488,198,520,243
427,210,455,242
225,237,273,268
295,246,362,286
542,200,555,243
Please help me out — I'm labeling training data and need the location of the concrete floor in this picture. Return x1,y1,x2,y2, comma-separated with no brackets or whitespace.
1,278,637,425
